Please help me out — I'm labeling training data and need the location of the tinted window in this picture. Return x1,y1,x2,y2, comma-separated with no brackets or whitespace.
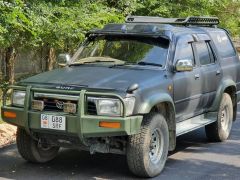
209,31,236,58
72,36,169,66
175,42,194,64
206,42,215,63
195,42,211,65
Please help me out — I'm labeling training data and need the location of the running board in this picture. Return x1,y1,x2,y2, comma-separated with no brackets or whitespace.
176,112,217,136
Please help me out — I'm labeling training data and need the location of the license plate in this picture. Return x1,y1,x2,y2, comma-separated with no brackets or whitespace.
41,114,66,131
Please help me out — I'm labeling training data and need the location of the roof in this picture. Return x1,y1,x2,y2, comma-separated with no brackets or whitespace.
86,16,224,40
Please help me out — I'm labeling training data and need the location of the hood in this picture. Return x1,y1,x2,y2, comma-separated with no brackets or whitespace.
20,66,165,92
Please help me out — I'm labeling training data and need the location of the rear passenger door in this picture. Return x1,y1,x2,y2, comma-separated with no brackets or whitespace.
193,35,222,109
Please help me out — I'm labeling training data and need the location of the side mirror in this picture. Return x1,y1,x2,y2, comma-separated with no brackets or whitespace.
57,53,71,66
175,59,193,72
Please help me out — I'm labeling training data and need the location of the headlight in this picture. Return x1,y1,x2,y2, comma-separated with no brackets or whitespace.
12,91,26,106
88,97,122,116
87,96,135,116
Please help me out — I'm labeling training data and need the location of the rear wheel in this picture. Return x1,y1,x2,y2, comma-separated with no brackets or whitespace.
17,128,59,163
205,93,233,142
126,113,169,178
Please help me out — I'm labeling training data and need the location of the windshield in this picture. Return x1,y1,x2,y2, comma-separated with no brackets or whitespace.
71,36,169,67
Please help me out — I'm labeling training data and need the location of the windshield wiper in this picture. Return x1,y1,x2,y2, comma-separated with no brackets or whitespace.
137,62,163,67
109,63,134,68
69,60,116,66
69,63,85,67
83,60,116,64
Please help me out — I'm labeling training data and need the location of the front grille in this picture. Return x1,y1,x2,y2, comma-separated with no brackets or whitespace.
35,98,78,112
32,92,97,115
33,93,78,112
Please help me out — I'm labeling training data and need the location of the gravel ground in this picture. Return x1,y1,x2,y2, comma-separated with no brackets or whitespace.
0,124,16,148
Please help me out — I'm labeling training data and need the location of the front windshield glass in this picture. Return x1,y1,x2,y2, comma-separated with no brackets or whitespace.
71,36,169,67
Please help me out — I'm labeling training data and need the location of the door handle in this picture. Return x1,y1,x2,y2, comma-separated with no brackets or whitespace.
216,70,221,75
194,74,200,79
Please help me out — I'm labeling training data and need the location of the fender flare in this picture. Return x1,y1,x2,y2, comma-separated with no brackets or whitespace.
210,79,236,112
138,93,175,114
137,93,176,151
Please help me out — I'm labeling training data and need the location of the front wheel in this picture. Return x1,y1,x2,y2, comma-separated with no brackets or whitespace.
205,93,233,142
16,128,59,163
126,113,169,178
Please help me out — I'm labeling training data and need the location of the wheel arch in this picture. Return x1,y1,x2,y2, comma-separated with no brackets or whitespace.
224,86,237,121
138,93,176,151
210,79,237,120
151,101,176,151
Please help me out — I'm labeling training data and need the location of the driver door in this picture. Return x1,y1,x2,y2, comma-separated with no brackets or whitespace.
173,35,204,122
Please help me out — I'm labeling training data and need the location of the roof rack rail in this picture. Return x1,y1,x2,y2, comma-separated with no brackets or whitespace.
125,16,219,27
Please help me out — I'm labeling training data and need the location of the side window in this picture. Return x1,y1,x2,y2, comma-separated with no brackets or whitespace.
209,31,236,58
175,42,194,65
195,42,212,65
206,42,215,63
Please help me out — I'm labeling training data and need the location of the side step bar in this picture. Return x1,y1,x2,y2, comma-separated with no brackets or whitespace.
176,112,217,136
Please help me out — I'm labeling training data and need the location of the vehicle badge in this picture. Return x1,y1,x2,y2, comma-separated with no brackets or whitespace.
56,101,64,109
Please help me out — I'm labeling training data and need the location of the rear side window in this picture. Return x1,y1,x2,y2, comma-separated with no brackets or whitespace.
209,31,236,58
207,43,215,63
195,42,212,65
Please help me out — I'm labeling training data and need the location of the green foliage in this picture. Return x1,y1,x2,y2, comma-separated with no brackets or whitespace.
0,0,36,49
0,0,239,56
0,0,124,52
0,80,8,89
28,1,123,52
134,0,240,37
100,0,140,15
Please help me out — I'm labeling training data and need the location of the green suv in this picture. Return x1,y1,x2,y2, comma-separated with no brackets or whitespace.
2,16,240,177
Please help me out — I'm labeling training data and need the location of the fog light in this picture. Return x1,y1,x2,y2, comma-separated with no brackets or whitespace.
32,100,44,111
63,103,76,113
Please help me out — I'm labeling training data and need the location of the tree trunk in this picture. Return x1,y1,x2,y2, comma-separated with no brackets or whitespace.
0,49,5,102
5,47,16,85
40,46,44,72
0,49,5,81
46,47,56,71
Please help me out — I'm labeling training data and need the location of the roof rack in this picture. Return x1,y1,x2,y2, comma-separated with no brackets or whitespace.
126,16,219,27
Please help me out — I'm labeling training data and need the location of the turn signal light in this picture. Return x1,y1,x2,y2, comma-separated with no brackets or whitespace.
99,121,121,129
3,111,17,118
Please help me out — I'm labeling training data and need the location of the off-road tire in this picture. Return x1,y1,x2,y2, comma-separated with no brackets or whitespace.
205,93,233,142
16,128,59,163
126,113,169,178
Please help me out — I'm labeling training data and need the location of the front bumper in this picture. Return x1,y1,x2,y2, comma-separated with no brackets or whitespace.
1,86,143,145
